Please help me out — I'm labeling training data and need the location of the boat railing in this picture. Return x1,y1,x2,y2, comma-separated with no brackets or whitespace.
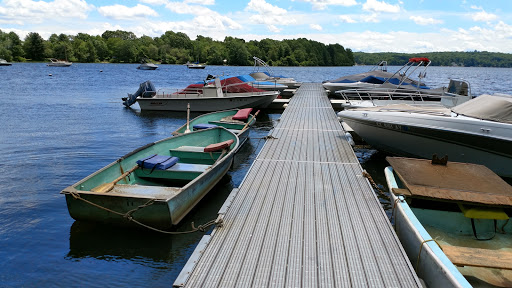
338,87,451,104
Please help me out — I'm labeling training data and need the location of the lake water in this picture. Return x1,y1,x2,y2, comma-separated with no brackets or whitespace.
1,63,511,287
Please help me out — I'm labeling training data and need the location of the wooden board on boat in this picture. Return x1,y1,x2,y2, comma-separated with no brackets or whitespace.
442,245,512,270
387,157,512,207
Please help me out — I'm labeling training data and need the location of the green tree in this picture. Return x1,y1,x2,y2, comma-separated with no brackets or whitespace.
23,32,45,60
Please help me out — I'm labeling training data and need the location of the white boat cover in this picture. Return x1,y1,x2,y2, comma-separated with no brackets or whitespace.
452,94,512,124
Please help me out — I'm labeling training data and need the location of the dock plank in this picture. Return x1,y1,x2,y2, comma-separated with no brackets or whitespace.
174,83,421,287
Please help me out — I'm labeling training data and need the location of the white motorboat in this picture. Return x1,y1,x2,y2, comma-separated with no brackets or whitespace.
123,76,279,112
0,59,12,66
47,58,72,67
186,62,206,69
324,58,431,95
338,94,512,177
250,56,301,88
137,62,158,70
338,79,472,109
384,156,512,287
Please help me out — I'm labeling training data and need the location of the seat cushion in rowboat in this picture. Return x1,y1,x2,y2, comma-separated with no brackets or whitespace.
204,139,234,152
137,155,179,170
232,108,253,120
193,123,218,130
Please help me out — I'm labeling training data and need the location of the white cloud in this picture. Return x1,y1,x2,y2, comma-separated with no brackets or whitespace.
245,0,296,32
98,4,158,20
471,10,497,22
0,0,94,23
310,24,322,31
339,15,356,23
184,0,215,5
246,0,287,15
164,2,242,31
362,0,400,13
410,16,443,25
139,0,169,5
294,0,357,11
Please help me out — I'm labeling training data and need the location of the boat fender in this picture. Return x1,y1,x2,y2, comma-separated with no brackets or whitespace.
345,132,355,147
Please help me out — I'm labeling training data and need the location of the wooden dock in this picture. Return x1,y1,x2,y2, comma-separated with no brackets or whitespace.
174,83,421,287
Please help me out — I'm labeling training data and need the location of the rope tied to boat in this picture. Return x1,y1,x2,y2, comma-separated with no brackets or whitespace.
68,191,221,235
416,238,442,272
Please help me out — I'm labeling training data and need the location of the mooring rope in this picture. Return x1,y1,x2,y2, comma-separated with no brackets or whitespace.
69,191,220,234
416,238,442,272
362,170,388,198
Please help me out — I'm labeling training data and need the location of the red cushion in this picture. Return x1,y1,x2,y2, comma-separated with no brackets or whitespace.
232,108,253,120
204,139,234,152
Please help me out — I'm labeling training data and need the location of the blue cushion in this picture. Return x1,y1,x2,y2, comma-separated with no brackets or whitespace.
137,155,179,170
193,123,218,130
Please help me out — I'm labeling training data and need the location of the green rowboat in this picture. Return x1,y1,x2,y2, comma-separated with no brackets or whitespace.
173,108,258,151
61,127,238,229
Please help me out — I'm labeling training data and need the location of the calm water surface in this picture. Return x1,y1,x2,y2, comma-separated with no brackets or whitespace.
0,63,511,287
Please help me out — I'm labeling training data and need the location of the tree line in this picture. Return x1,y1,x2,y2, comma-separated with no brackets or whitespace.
0,29,354,66
353,51,512,68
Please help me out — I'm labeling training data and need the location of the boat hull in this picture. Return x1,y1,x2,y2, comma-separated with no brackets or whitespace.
339,111,512,177
61,127,238,229
136,93,278,112
384,167,472,288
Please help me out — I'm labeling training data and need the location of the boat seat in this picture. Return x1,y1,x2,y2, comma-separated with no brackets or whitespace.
458,204,509,220
134,162,211,181
441,245,512,270
193,123,218,130
170,146,223,163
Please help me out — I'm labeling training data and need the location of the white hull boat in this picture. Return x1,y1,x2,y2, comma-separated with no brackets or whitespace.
123,78,278,112
338,79,472,109
47,58,72,67
384,157,512,287
338,94,512,177
137,62,158,70
251,56,301,88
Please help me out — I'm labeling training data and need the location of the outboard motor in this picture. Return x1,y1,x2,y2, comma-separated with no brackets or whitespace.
123,80,157,107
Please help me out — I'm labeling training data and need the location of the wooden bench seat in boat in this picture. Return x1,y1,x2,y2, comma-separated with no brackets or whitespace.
387,157,512,207
170,146,222,161
441,245,512,270
109,184,181,199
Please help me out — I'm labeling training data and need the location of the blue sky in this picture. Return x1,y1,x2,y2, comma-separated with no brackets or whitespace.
1,0,511,53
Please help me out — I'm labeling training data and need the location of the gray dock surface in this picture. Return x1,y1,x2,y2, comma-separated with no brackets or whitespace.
174,83,421,287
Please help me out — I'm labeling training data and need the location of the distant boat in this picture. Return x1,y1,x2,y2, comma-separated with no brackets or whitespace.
123,77,279,112
61,127,239,229
0,59,12,66
172,108,259,151
186,61,206,69
137,62,158,70
385,156,512,287
47,58,72,67
251,56,301,88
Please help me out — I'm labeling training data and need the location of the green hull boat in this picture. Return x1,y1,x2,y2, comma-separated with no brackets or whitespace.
173,108,257,151
62,127,238,229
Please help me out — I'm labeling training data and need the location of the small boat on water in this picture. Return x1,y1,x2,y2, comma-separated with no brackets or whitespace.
123,77,279,112
338,93,512,177
61,127,238,229
384,156,512,287
137,62,158,70
251,56,301,88
47,58,72,67
172,108,259,151
186,61,206,69
323,60,393,94
0,59,12,66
